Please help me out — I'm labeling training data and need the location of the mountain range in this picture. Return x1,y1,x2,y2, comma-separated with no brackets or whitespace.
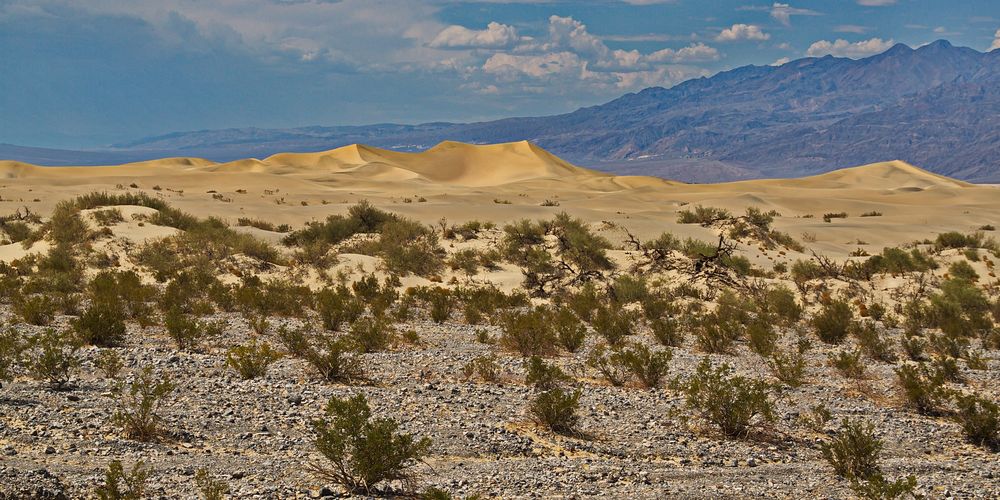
4,40,998,183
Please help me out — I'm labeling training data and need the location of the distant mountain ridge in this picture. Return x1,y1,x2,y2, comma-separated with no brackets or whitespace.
6,40,1000,183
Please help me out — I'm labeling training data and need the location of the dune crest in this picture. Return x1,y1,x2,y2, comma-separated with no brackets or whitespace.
788,160,970,190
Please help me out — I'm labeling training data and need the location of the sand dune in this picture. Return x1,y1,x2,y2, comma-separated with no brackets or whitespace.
1,141,998,261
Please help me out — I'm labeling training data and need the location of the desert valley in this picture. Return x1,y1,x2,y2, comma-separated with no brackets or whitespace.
0,141,998,498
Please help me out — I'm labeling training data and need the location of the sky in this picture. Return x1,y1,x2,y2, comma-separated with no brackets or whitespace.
1,0,998,148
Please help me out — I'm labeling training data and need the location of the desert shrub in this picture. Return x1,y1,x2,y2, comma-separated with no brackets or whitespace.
561,283,602,322
236,217,280,232
812,299,854,344
315,286,365,331
95,349,124,379
586,344,630,387
790,259,827,283
948,261,979,282
590,305,636,346
376,219,445,277
529,388,581,435
89,270,156,322
524,356,571,390
931,355,964,383
13,293,59,326
769,343,808,387
283,200,396,246
92,208,124,226
312,393,431,494
829,350,867,380
934,231,979,251
277,326,362,383
2,220,32,243
234,277,311,318
0,329,22,389
347,316,395,353
619,344,672,389
867,247,936,275
95,460,149,500
853,320,895,362
447,248,482,276
900,335,928,362
611,274,648,303
547,212,614,272
761,285,802,325
895,363,950,415
553,307,586,352
953,393,999,450
822,212,847,223
679,358,776,438
112,366,175,441
747,318,778,357
74,301,128,347
194,469,231,500
821,418,882,480
650,317,684,348
677,205,731,226
164,309,205,351
25,328,81,390
226,339,282,380
849,474,917,500
463,355,501,383
47,200,90,245
928,278,993,337
693,312,742,354
426,287,454,323
499,307,557,357
800,404,833,432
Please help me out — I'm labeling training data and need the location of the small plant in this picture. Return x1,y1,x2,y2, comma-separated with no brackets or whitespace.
278,326,363,383
14,294,59,326
312,393,431,494
812,299,854,344
650,317,683,347
463,355,502,383
553,308,586,353
679,358,776,438
194,468,231,500
953,393,999,450
26,328,81,390
769,343,808,388
590,306,635,346
347,316,395,354
111,366,176,441
499,307,558,357
226,339,282,380
95,349,125,379
529,387,582,435
75,301,127,347
0,329,25,389
821,418,882,480
95,460,150,500
829,349,867,380
895,363,950,415
164,309,203,351
822,212,848,223
586,344,630,387
619,344,672,389
524,356,571,390
800,403,833,432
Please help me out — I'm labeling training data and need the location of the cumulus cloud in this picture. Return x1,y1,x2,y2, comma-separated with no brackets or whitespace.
715,24,770,42
646,43,720,63
429,22,519,49
806,37,895,58
770,3,820,26
992,29,1000,51
771,57,790,66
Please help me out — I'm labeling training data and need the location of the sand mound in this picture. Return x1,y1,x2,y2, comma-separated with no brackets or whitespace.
790,160,970,190
0,161,41,179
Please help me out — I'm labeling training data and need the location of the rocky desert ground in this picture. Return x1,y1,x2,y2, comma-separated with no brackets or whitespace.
0,141,998,499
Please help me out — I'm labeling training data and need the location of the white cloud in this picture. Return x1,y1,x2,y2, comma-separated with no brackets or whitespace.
806,37,895,58
991,29,1000,50
770,3,820,26
857,0,896,5
715,24,770,42
429,22,519,49
771,57,790,66
834,25,869,34
646,43,720,63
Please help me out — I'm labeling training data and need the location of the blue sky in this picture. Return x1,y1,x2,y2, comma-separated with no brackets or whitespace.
1,0,998,148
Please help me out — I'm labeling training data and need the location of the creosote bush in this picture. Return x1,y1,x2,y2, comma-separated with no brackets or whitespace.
112,366,176,441
26,328,81,390
499,307,558,357
895,363,950,415
529,387,582,436
619,343,672,389
312,393,431,494
462,355,501,383
812,299,854,344
74,300,127,347
821,419,917,499
953,393,999,450
524,356,571,390
277,326,362,383
678,358,776,438
226,339,282,380
95,460,149,500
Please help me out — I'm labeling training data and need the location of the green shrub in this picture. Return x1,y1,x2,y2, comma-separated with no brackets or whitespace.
499,307,557,357
277,326,362,383
812,300,854,344
553,307,586,352
800,404,833,432
829,350,867,380
693,312,741,354
463,355,501,383
194,468,231,500
283,200,396,246
849,473,917,500
92,208,125,226
679,358,776,438
88,270,156,322
769,344,808,388
953,393,999,450
928,278,993,337
95,460,149,500
853,320,895,362
821,418,882,481
761,285,802,325
546,212,614,273
376,219,445,277
677,205,731,225
26,328,81,390
895,363,950,415
74,301,127,347
111,366,175,441
1,220,32,243
347,316,395,353
426,288,454,323
748,320,778,357
611,275,648,303
13,294,59,326
948,261,979,282
164,309,204,351
312,393,431,494
650,317,683,348
529,388,582,435
524,356,571,390
226,339,282,380
315,286,365,331
619,343,672,389
95,349,124,379
586,344,630,387
822,212,847,223
590,305,635,346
